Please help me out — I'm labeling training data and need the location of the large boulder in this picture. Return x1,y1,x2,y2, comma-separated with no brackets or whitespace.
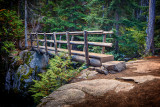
40,89,85,107
39,79,134,107
102,61,126,72
5,50,49,93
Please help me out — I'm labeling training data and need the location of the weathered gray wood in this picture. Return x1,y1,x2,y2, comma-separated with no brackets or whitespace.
102,34,106,54
44,32,48,53
28,30,113,35
103,31,114,34
87,30,103,34
70,35,74,50
58,35,62,48
84,30,90,66
50,35,53,47
72,55,102,67
66,31,71,56
36,39,112,47
33,46,114,60
53,32,58,54
69,31,83,35
36,32,39,51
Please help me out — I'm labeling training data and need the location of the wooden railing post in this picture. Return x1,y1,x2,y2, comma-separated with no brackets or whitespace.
44,32,48,54
84,30,90,66
66,31,71,56
58,35,62,48
50,35,53,47
53,32,57,54
101,34,106,54
70,35,74,50
30,33,33,49
36,32,39,51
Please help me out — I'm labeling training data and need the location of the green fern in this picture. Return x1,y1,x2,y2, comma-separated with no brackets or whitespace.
29,52,84,103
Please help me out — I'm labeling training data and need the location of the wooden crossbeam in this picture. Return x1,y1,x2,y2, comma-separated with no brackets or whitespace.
28,30,113,35
33,39,112,47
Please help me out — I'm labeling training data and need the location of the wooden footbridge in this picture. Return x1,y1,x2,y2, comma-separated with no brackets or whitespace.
28,30,114,67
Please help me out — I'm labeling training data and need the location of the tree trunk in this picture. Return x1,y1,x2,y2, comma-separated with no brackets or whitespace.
145,0,156,55
25,0,28,48
115,11,119,53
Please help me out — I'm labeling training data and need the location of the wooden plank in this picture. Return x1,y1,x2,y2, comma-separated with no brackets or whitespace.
84,30,90,66
44,32,48,53
33,46,113,60
69,31,83,35
103,31,113,34
28,30,113,35
53,32,58,54
102,34,106,54
36,39,112,47
36,32,39,51
87,30,103,34
66,31,71,56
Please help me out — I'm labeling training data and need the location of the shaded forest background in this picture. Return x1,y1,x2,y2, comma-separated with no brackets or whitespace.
1,0,160,59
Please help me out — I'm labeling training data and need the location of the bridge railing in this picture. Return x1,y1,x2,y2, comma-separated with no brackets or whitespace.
28,30,113,66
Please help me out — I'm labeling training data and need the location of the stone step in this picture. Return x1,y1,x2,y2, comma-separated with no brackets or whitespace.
102,61,126,72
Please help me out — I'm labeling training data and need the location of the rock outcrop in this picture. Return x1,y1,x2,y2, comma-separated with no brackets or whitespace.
116,75,160,84
39,79,134,107
5,50,49,93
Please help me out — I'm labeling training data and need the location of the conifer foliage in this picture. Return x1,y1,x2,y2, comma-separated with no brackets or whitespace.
29,52,84,103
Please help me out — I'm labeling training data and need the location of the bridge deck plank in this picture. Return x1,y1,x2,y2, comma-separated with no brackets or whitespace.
33,46,114,63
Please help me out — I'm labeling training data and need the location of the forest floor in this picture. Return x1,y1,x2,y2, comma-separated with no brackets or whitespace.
71,56,160,107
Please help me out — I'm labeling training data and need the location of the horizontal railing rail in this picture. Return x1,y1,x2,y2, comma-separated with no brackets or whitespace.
28,30,113,66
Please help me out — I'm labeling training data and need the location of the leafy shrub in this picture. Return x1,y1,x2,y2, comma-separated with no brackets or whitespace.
118,27,146,58
29,52,84,103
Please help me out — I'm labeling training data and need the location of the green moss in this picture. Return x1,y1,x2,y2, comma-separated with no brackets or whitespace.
17,72,21,79
22,51,33,65
21,68,33,80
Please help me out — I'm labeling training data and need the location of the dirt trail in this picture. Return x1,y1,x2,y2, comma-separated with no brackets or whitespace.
72,56,160,107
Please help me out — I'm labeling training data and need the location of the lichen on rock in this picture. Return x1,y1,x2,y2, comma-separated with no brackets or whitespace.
5,50,49,94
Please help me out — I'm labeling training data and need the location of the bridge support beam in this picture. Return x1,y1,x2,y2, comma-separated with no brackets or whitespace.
84,30,90,66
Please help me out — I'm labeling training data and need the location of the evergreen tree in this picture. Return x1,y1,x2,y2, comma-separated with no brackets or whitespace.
145,0,156,55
